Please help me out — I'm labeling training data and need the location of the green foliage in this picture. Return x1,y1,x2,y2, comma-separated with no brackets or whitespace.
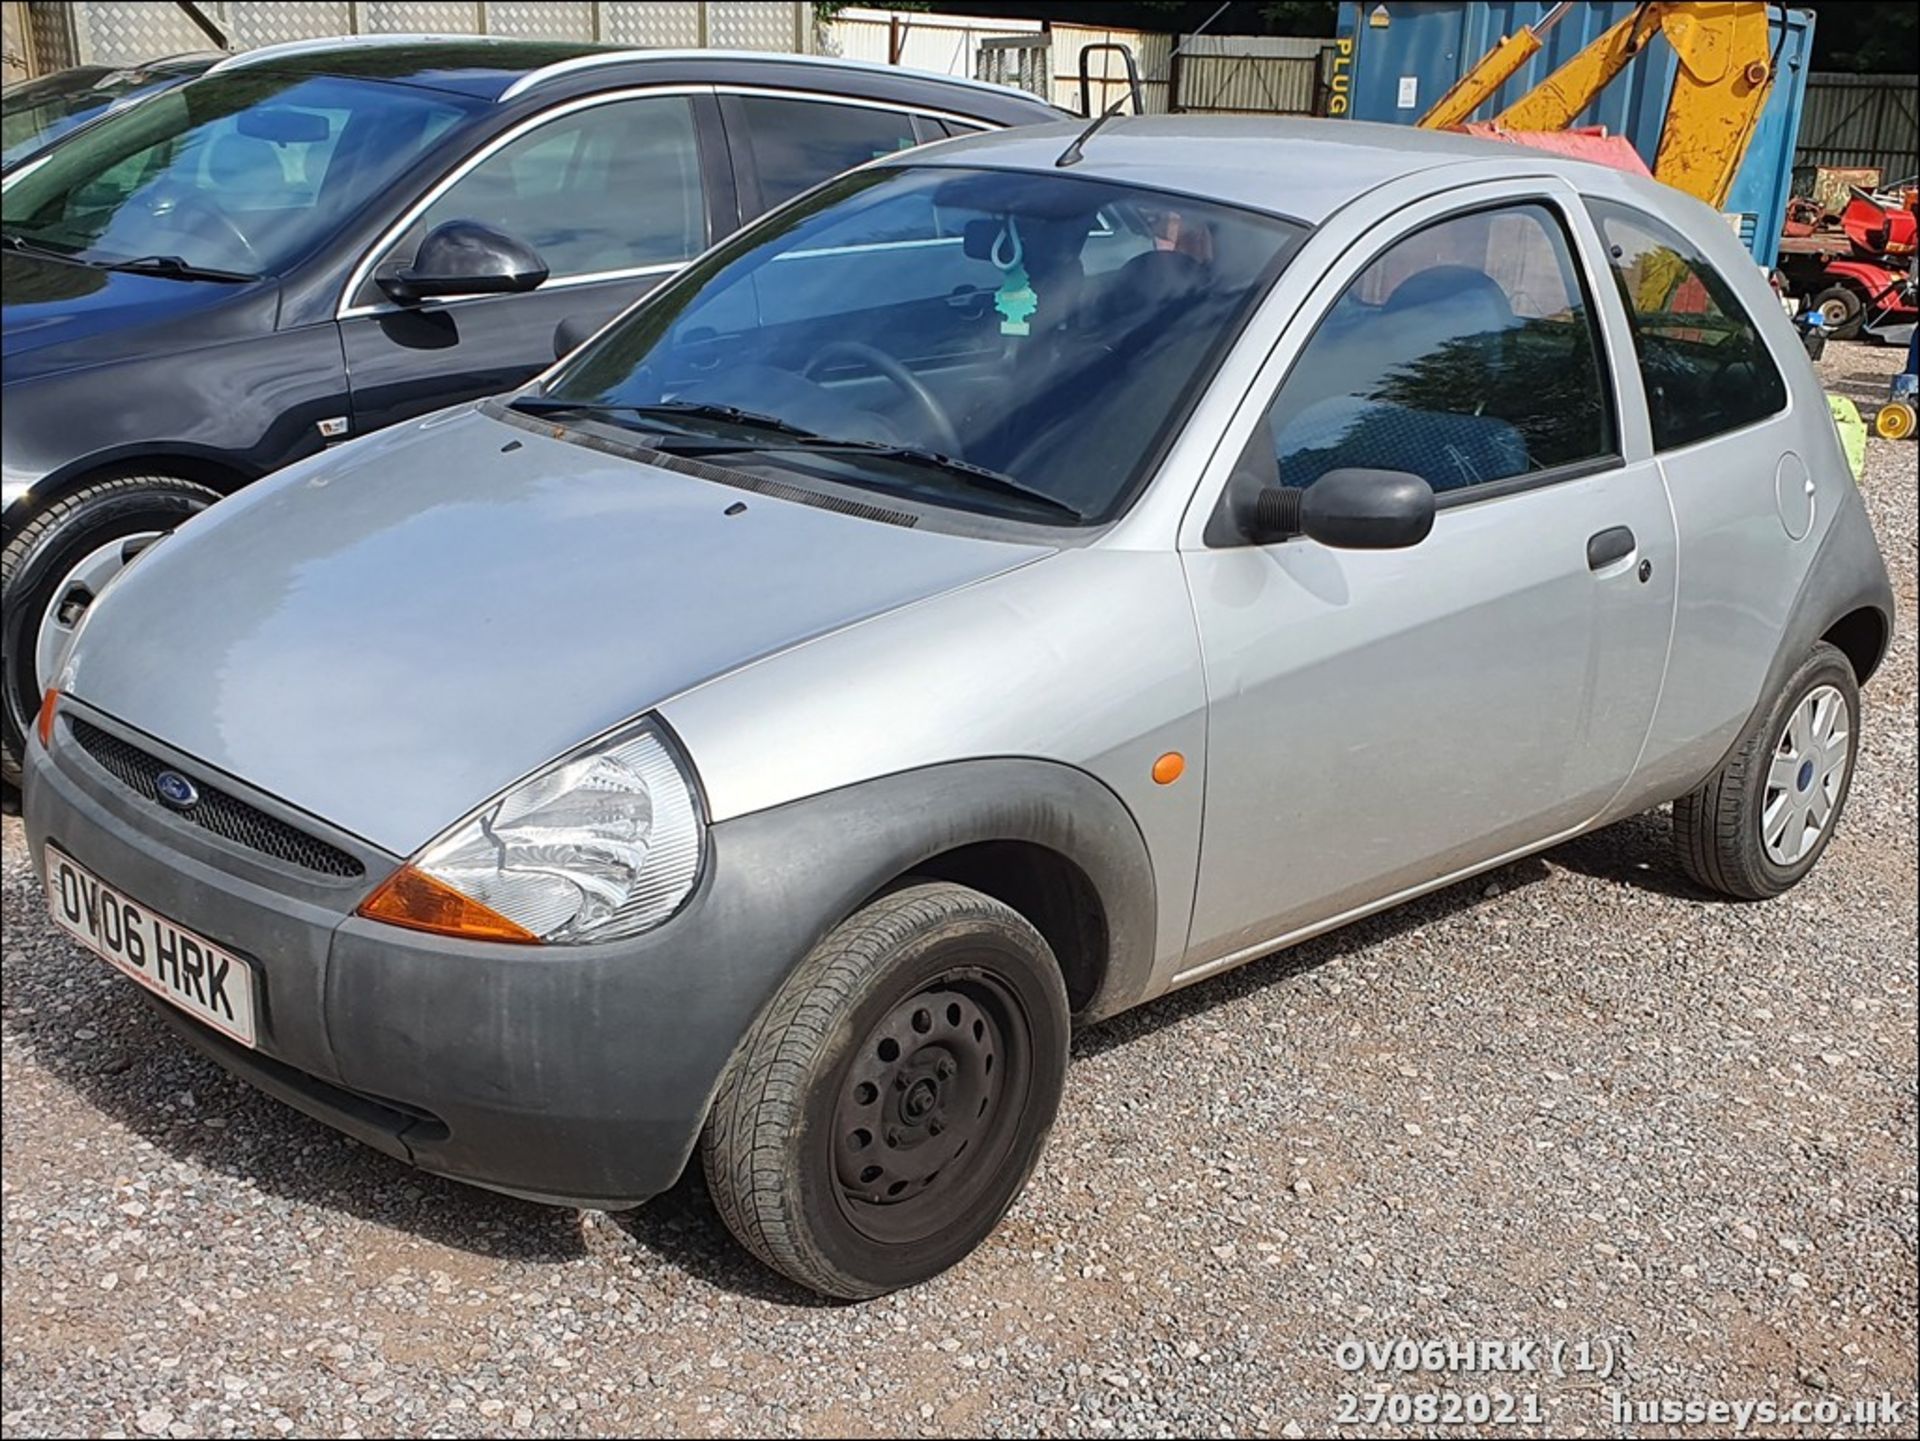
1260,1,1339,34
1808,2,1920,73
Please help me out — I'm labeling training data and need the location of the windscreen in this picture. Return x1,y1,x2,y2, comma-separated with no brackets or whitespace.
542,165,1304,526
1,66,132,167
1,71,478,275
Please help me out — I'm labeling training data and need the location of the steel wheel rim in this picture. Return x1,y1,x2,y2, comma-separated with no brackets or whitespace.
1816,297,1851,328
831,967,1031,1246
1761,683,1850,866
33,532,161,686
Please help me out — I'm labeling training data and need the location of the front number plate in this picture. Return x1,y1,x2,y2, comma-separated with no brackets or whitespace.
44,846,257,1048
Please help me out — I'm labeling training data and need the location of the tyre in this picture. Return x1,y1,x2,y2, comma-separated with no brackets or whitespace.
1808,285,1864,340
1,475,219,785
1673,642,1860,900
701,881,1070,1299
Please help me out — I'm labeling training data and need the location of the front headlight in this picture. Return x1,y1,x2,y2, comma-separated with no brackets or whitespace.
359,719,703,945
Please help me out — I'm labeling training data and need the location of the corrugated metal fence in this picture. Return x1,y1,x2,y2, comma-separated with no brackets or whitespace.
14,0,815,71
825,6,1041,81
1794,72,1919,183
1049,23,1170,114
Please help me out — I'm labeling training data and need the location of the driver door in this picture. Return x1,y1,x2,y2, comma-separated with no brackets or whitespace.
1178,182,1677,973
337,90,730,436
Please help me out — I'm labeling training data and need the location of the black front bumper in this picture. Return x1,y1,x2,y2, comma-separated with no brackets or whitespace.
21,704,833,1209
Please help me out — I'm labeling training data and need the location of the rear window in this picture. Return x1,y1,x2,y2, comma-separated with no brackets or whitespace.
731,96,922,213
1585,198,1789,450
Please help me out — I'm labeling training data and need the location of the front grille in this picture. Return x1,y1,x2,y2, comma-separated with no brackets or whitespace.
68,718,365,879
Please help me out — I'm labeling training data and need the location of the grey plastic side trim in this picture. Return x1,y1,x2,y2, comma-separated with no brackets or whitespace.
1704,488,1894,787
717,758,1158,1024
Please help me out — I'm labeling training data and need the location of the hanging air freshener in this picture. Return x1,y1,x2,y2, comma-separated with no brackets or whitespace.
991,218,1038,336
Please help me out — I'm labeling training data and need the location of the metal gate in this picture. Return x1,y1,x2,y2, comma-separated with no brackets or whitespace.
1170,34,1334,116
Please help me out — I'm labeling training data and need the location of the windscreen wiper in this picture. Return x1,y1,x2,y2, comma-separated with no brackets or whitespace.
510,396,831,443
666,433,1086,522
626,400,837,442
511,398,1082,521
0,230,95,264
101,253,257,282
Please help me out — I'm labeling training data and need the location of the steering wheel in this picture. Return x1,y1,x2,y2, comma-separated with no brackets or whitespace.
803,340,962,455
142,182,259,265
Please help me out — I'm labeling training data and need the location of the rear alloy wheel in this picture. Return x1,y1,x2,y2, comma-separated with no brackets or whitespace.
1674,642,1860,899
1,475,218,786
702,882,1069,1299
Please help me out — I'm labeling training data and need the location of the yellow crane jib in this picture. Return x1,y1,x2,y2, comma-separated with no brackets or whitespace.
1418,1,1571,132
1418,2,1777,210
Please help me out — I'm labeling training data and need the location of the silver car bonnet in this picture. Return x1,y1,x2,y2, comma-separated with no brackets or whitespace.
58,407,1052,854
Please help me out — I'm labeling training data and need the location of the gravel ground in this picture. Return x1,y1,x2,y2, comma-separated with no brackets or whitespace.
3,341,1915,1439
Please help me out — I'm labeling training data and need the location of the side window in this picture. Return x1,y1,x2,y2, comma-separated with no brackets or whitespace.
366,95,704,303
1586,198,1788,450
1261,202,1616,494
733,96,920,213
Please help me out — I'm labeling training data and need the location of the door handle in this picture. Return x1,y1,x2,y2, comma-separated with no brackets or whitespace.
1587,525,1637,571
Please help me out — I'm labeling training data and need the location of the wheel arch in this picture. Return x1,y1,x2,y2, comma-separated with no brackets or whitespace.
878,839,1110,1017
4,447,258,540
1700,496,1895,790
711,757,1160,1027
1822,605,1890,685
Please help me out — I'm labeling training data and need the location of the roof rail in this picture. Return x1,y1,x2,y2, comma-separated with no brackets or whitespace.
205,32,505,75
498,47,1038,105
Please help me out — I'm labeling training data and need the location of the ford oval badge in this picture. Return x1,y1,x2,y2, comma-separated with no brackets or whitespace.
154,770,199,809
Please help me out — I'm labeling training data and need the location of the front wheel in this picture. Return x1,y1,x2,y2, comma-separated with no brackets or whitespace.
701,882,1070,1299
1,475,219,785
1673,642,1860,900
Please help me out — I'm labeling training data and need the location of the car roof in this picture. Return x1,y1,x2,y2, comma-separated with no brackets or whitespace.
908,113,1635,225
205,34,1061,115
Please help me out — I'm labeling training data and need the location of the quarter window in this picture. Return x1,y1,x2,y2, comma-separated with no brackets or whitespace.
1259,202,1616,494
732,96,921,213
365,94,704,303
1586,198,1788,450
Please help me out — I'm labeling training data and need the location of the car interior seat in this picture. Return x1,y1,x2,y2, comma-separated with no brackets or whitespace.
202,132,285,207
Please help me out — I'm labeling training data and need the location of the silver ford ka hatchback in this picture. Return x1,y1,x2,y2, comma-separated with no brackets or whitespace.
22,117,1894,1298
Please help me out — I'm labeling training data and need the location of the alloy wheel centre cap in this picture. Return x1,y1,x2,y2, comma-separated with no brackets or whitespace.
1797,759,1816,791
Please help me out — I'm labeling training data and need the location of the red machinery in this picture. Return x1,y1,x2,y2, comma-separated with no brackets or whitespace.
1779,183,1919,340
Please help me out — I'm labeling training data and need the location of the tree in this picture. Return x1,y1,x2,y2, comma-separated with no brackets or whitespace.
1807,3,1920,72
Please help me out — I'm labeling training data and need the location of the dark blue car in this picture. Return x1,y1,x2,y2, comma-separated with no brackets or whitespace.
1,53,220,172
0,35,1060,781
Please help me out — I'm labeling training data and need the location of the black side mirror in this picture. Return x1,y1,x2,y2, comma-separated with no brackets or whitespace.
378,220,548,305
553,314,599,361
1245,468,1436,549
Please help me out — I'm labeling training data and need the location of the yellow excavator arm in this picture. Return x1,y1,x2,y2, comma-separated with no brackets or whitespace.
1419,1,1777,210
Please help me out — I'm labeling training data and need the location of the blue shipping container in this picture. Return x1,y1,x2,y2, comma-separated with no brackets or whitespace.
1331,2,1814,267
